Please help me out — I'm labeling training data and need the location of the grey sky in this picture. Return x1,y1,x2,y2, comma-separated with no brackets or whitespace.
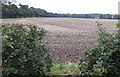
17,0,119,14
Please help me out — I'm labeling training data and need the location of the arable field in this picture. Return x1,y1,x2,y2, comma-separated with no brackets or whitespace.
1,18,117,63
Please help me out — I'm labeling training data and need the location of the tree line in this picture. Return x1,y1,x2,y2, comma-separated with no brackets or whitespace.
2,2,118,19
2,3,49,18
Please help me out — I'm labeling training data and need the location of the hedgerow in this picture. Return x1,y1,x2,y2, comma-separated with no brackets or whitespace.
2,24,53,76
78,22,120,76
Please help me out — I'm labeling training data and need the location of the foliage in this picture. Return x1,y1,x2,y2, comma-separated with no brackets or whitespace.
2,24,53,76
2,3,118,19
1,3,92,19
2,3,49,18
78,22,120,76
46,63,80,75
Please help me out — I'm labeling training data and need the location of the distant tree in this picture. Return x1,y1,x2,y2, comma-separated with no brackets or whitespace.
100,14,104,19
28,7,35,17
106,14,112,19
114,15,118,19
19,4,29,17
2,2,118,19
2,4,19,18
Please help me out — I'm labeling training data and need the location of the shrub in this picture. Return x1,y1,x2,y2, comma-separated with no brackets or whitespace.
78,22,120,76
2,24,53,76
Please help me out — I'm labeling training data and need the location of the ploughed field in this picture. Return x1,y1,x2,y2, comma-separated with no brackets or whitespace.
1,18,117,63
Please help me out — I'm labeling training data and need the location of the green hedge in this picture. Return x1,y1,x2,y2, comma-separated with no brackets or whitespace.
2,24,53,76
78,22,120,76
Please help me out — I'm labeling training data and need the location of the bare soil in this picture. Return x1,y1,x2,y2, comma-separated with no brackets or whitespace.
1,18,117,63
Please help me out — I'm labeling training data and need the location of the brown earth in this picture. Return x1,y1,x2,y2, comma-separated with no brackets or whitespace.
1,18,118,63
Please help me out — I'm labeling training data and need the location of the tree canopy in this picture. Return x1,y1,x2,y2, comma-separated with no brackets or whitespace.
2,3,118,19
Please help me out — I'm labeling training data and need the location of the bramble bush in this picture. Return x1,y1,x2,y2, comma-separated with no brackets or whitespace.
78,22,120,76
2,24,53,76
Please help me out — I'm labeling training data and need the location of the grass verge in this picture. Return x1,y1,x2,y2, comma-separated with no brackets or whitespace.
46,63,80,75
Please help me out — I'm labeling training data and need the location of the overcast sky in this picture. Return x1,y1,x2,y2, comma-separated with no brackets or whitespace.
16,0,119,14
